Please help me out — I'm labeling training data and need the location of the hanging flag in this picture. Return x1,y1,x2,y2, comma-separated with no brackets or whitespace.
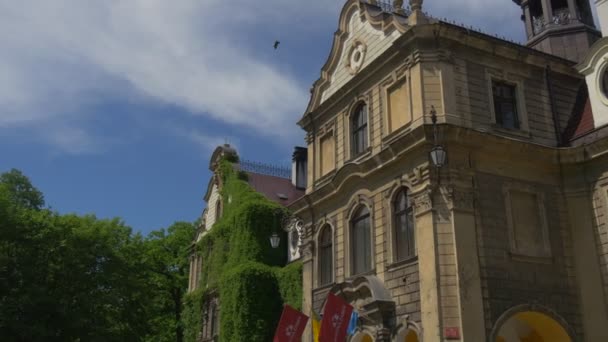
273,305,309,342
312,309,321,342
319,293,354,342
346,311,359,335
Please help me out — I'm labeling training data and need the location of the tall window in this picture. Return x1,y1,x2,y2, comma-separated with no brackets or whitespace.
351,206,372,275
215,199,222,221
351,104,368,156
209,303,219,337
492,81,520,130
394,188,415,261
319,225,333,286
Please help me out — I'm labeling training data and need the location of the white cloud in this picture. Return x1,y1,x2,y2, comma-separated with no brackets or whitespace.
0,0,542,153
176,126,240,155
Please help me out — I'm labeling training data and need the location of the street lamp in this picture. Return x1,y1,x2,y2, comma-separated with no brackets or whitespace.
430,145,447,168
269,232,281,249
429,106,446,168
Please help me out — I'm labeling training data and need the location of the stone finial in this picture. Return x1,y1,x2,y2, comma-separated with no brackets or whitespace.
393,0,404,14
408,0,427,25
409,0,423,11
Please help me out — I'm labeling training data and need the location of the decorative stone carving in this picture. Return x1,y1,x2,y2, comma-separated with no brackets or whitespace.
300,240,315,260
412,189,433,215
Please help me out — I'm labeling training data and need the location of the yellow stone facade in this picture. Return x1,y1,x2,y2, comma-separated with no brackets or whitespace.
289,0,608,341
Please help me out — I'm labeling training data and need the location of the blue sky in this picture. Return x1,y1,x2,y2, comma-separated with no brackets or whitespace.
0,0,543,234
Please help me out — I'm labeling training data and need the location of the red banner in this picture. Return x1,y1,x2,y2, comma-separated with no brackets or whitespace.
319,293,354,342
273,305,309,342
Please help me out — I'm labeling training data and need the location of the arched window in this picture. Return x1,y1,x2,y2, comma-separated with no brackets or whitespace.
351,206,372,275
319,225,333,286
215,199,222,220
394,188,415,261
351,103,368,156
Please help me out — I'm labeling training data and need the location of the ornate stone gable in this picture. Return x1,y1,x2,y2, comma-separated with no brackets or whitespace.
303,0,410,116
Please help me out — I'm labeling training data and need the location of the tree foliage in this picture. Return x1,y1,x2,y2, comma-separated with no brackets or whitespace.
0,169,194,342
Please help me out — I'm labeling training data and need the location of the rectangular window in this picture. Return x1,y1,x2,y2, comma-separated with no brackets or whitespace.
320,134,335,176
492,81,520,129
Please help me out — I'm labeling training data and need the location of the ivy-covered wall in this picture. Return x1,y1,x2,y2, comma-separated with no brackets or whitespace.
183,159,302,342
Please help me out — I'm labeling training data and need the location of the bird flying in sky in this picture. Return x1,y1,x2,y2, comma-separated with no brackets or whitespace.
274,40,280,50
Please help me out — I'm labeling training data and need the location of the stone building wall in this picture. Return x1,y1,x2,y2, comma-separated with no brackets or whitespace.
475,171,583,338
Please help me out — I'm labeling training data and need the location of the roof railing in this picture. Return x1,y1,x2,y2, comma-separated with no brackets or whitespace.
239,159,291,179
362,0,411,16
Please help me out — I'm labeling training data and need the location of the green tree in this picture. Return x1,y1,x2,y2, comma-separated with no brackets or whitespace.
0,168,44,210
0,169,196,342
143,222,195,342
0,170,153,341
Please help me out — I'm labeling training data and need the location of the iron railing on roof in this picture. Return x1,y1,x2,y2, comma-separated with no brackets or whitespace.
239,159,291,179
362,0,410,15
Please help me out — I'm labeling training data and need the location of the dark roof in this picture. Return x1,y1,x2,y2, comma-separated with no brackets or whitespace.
246,172,304,207
563,84,595,143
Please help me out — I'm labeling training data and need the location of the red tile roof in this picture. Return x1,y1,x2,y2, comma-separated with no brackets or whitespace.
563,84,595,143
246,172,304,207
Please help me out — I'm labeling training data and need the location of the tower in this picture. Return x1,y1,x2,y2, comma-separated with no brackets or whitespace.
514,0,600,61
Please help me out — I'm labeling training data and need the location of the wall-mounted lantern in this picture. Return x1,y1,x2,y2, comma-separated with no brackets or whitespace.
429,106,447,168
269,232,281,249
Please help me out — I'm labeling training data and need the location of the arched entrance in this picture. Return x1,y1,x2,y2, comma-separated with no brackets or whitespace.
492,306,574,342
351,332,374,342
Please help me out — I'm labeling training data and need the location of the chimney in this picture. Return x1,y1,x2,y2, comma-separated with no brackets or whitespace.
291,147,307,190
598,0,608,36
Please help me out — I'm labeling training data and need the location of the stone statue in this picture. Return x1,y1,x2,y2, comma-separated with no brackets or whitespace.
409,0,423,11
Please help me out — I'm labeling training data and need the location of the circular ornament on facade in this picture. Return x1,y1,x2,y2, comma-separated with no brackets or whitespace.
346,40,367,75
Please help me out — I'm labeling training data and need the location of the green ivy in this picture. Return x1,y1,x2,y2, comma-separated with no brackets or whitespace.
182,159,302,342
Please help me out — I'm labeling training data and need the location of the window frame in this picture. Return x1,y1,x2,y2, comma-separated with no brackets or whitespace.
350,103,369,157
492,80,520,130
318,225,334,287
487,71,530,134
393,188,416,262
350,205,373,276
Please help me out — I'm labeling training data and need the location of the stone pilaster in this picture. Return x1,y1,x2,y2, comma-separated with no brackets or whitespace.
412,187,441,341
300,223,315,342
447,186,486,341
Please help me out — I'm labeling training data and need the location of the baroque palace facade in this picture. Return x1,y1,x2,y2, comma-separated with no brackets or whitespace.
287,0,608,341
